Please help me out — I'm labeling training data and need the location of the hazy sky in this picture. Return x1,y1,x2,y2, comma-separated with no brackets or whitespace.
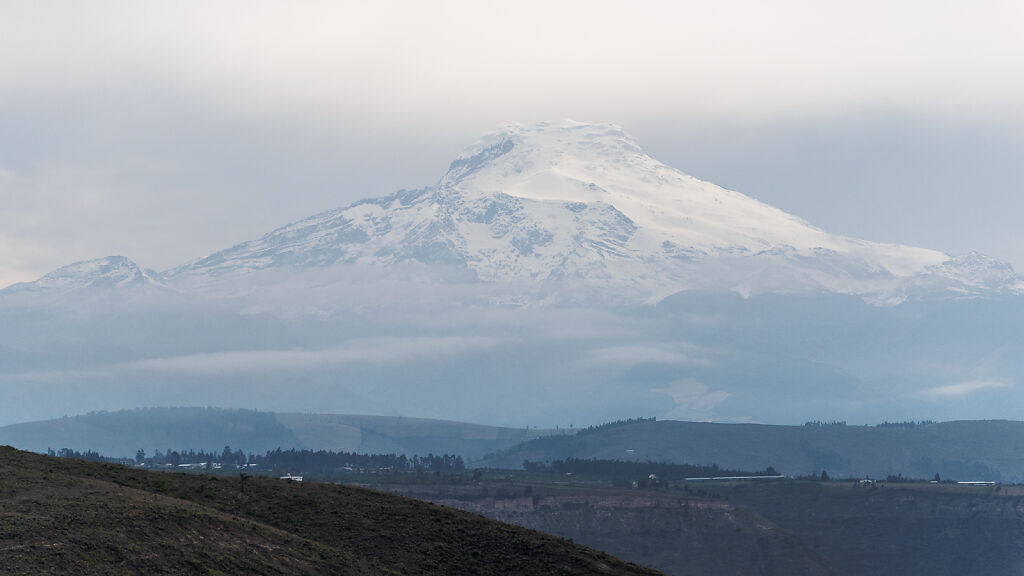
2,1,1022,287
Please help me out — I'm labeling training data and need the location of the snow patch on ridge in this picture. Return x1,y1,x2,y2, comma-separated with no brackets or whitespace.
3,256,165,293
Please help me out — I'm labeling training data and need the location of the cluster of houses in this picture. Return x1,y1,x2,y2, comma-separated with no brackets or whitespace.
136,460,304,481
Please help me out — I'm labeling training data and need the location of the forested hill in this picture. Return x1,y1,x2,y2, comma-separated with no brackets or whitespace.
479,419,1024,482
0,407,551,459
0,446,659,576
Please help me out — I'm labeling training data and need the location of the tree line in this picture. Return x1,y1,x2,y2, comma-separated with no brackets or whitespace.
803,420,937,428
248,448,465,475
522,457,776,480
575,417,657,436
53,446,465,475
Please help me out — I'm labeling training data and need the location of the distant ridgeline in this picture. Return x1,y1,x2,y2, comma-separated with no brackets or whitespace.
479,418,1024,482
0,407,544,461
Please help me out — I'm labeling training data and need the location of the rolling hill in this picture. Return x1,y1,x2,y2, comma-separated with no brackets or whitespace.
480,419,1024,482
0,407,553,460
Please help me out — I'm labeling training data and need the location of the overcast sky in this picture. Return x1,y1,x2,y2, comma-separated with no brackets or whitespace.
2,0,1022,287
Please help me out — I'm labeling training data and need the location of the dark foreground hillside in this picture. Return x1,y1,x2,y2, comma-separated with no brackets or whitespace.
0,446,659,576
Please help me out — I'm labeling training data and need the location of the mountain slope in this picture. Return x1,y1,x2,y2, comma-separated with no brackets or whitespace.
161,120,1019,305
0,446,660,576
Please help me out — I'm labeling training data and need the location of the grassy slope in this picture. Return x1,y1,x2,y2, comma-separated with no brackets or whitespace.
0,446,660,576
481,420,1024,481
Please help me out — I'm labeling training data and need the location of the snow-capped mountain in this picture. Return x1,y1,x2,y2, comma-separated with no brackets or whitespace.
161,120,1018,305
5,121,1021,306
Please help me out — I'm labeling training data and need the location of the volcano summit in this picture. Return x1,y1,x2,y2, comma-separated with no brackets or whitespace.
149,120,1018,306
